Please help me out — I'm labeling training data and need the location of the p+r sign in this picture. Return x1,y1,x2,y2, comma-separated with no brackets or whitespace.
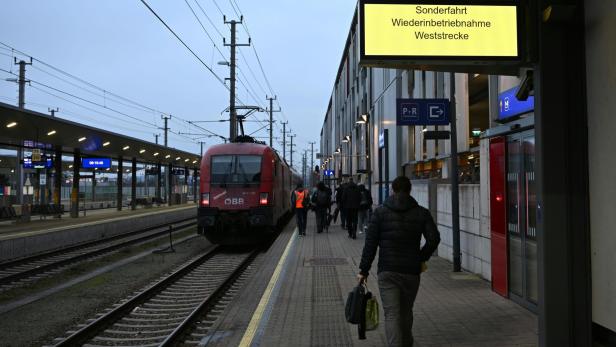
396,98,450,126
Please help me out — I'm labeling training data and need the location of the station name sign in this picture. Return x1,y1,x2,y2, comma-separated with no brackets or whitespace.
360,0,521,64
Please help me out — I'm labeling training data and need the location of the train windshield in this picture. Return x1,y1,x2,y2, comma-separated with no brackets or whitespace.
211,155,262,185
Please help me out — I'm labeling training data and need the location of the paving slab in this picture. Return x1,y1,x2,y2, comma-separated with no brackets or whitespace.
205,212,538,347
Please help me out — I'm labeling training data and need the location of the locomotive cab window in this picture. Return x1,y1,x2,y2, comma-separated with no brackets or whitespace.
211,155,262,185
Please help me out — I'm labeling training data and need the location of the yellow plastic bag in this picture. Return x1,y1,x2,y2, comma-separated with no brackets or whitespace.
365,294,379,331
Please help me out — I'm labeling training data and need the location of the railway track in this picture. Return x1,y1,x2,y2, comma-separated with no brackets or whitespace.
51,246,257,347
0,218,196,292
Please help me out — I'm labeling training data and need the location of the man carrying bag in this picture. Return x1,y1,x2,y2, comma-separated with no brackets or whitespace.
357,176,440,347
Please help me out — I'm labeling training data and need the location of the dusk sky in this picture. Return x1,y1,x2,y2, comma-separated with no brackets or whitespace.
0,0,357,156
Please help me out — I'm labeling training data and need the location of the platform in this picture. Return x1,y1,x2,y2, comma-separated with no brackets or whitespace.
208,213,538,347
0,204,196,262
0,204,193,239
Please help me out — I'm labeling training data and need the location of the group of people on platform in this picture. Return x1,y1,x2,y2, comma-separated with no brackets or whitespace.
290,177,372,238
291,176,441,347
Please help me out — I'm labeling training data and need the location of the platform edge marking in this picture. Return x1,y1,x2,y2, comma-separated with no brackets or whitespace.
238,228,297,347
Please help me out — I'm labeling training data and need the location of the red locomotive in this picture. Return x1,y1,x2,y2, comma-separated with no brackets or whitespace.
198,140,300,245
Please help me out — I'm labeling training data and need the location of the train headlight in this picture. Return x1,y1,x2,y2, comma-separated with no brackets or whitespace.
201,193,210,206
259,192,269,205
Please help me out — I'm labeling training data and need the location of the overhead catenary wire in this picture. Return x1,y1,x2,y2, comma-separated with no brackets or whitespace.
1,68,210,151
29,64,157,117
28,85,199,143
139,0,229,89
0,41,228,143
190,0,289,135
227,0,241,18
0,42,169,118
210,0,225,17
27,84,157,130
238,50,268,96
184,0,227,60
0,67,160,129
226,1,287,125
182,0,271,140
194,0,225,38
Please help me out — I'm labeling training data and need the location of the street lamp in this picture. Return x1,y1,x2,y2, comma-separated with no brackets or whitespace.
356,114,368,124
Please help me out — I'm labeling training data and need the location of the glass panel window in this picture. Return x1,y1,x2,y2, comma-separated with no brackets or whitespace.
236,155,262,184
507,138,523,297
210,155,262,185
210,156,234,184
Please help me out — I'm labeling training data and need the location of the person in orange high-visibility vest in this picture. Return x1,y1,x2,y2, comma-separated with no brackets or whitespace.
291,183,309,236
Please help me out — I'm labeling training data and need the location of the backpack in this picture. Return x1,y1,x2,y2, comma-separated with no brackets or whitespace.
360,190,370,209
302,190,310,208
315,190,330,207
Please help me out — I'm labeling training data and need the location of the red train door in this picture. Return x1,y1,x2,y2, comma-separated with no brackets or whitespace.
489,137,508,297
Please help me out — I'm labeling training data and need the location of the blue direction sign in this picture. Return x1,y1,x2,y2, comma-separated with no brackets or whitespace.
323,169,335,177
396,98,450,126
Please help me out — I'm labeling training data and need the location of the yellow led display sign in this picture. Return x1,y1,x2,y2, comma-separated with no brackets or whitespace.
362,3,519,58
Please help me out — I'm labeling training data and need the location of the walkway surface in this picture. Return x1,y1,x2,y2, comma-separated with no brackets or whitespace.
255,215,538,347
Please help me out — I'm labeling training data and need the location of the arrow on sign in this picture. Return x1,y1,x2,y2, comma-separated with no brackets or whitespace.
429,106,444,118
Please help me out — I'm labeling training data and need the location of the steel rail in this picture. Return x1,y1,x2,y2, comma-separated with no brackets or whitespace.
160,248,259,345
54,245,222,347
0,218,196,286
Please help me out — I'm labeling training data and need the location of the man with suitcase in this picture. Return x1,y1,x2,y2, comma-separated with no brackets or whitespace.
357,176,440,346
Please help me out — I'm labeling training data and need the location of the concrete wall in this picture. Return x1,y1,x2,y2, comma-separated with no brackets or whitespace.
436,184,491,280
586,0,616,333
410,180,429,209
0,206,196,262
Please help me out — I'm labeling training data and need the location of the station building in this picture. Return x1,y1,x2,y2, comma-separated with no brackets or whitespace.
319,2,615,344
0,102,201,221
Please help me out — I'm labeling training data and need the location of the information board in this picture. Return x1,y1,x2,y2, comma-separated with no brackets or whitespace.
82,158,111,169
23,157,53,169
360,1,520,61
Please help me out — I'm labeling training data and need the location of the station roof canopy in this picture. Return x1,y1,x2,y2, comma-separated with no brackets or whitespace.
0,102,201,168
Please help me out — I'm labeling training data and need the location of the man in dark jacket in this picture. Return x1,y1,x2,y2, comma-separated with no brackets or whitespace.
311,181,332,233
342,178,362,239
358,176,440,347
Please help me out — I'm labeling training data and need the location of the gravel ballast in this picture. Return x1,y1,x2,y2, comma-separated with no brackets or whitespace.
0,231,211,347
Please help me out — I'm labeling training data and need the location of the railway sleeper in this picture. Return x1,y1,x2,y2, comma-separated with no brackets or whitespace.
102,327,176,336
131,307,195,314
149,298,204,304
91,335,167,343
87,340,162,347
114,322,179,329
142,300,200,308
116,317,183,326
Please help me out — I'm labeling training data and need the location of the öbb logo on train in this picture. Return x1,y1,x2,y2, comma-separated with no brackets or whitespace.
224,198,244,205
